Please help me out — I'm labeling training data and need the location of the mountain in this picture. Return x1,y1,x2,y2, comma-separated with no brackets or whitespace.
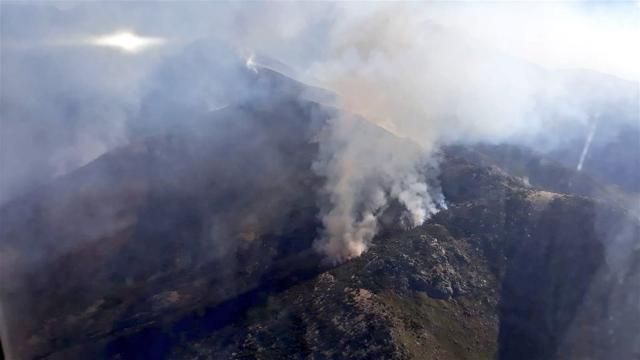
531,68,640,195
170,145,639,360
0,69,638,360
0,67,406,359
546,123,640,194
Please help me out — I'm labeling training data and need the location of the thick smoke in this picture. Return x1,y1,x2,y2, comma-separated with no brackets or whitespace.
1,2,638,263
312,113,445,262
300,4,637,260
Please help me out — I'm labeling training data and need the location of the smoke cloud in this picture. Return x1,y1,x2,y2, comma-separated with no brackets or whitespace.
299,3,638,260
312,113,445,262
1,2,638,263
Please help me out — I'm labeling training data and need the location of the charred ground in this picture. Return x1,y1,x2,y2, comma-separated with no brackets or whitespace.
0,70,638,360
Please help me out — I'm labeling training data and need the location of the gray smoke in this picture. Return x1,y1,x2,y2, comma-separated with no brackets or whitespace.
298,3,637,260
312,114,445,262
1,2,638,263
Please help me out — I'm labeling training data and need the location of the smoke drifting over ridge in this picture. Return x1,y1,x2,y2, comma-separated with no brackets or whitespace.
1,2,638,262
312,113,446,262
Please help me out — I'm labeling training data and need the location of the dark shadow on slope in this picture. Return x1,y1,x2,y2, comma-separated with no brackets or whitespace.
104,249,327,360
498,197,605,360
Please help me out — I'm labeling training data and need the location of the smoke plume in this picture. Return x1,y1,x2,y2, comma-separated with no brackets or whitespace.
300,3,637,260
311,113,445,262
1,2,638,263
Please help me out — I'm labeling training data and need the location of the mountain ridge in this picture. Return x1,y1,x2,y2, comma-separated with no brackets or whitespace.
0,68,638,360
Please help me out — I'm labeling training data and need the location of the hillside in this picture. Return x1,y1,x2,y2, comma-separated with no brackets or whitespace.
0,70,638,360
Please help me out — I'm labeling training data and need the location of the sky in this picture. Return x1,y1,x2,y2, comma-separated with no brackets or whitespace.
421,1,640,82
0,1,638,205
2,1,638,78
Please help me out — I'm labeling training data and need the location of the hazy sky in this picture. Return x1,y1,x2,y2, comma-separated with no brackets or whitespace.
422,1,640,82
0,1,638,205
2,1,638,81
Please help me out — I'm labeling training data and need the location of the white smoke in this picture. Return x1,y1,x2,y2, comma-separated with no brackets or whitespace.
391,171,444,227
297,3,637,261
311,110,446,262
301,5,533,260
1,2,637,262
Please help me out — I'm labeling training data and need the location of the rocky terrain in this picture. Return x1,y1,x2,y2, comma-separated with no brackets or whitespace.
168,147,639,360
0,70,638,360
